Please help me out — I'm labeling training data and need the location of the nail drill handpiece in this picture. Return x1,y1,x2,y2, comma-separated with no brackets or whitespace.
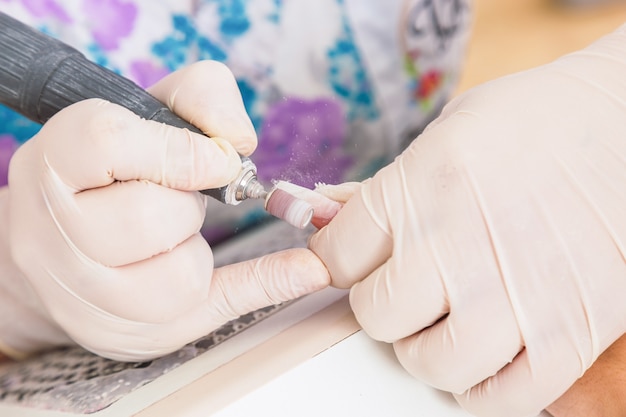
0,12,313,228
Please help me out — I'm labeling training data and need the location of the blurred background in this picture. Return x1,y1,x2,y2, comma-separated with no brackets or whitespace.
457,0,626,94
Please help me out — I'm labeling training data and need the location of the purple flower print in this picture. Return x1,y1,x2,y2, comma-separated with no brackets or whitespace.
255,97,351,188
0,135,19,187
20,0,72,23
83,0,137,51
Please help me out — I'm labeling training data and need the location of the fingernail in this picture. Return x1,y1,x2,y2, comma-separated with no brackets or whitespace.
314,182,362,204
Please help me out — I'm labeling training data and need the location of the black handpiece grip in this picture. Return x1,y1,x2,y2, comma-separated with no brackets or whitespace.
0,11,227,202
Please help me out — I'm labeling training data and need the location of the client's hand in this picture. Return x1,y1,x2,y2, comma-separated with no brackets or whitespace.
546,333,626,417
309,24,626,417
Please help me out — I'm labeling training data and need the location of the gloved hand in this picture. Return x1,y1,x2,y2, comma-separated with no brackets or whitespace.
309,25,626,417
0,60,329,362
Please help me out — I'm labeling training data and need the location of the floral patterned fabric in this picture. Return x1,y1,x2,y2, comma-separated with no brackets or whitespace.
0,0,471,244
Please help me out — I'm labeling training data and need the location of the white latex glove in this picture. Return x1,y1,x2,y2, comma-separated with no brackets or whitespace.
309,25,626,417
0,60,329,362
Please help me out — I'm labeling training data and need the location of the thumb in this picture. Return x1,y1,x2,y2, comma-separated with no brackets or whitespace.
207,248,330,320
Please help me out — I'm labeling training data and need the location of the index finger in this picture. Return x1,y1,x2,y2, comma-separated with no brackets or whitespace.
308,177,393,289
147,61,258,156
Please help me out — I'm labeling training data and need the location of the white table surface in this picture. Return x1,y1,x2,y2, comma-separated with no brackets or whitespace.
214,328,476,417
146,291,550,417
